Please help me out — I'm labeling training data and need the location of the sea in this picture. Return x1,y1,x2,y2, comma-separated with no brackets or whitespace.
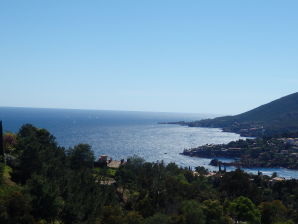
1,107,298,179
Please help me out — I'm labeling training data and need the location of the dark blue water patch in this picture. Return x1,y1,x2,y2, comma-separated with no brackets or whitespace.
0,107,212,132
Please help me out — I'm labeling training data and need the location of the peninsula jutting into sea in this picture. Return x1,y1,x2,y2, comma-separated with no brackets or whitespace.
166,92,298,170
167,92,298,137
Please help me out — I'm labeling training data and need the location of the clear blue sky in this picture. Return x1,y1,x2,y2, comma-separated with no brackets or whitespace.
0,0,297,114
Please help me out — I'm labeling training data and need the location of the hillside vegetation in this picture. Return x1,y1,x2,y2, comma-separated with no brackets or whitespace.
1,124,298,223
186,92,298,136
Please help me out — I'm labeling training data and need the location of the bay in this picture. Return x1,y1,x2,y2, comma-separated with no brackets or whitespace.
1,107,298,179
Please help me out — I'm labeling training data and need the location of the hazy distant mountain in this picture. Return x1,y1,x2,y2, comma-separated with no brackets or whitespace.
186,92,298,136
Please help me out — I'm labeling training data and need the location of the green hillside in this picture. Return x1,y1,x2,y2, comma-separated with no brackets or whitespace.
188,92,298,136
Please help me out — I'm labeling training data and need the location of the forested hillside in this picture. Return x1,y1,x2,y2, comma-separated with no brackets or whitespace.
185,92,298,136
0,124,297,224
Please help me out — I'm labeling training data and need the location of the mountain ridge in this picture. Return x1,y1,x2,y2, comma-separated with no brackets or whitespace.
181,92,298,137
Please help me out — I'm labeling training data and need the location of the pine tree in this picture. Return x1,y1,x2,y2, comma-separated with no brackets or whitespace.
0,120,3,159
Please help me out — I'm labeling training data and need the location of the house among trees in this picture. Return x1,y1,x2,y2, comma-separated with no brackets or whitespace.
98,155,124,168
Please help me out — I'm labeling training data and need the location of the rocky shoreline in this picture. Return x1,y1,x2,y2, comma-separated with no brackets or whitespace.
181,138,298,170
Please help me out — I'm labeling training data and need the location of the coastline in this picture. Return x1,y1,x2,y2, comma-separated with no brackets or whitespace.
180,133,298,171
161,121,262,137
160,121,298,177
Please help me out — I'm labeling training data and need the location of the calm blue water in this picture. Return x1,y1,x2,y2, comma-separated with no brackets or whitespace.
1,107,298,179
